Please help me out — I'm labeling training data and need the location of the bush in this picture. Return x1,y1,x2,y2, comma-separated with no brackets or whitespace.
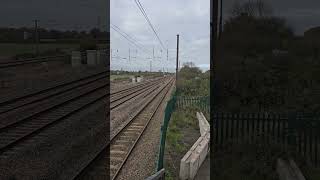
79,40,97,51
14,48,65,60
14,52,36,59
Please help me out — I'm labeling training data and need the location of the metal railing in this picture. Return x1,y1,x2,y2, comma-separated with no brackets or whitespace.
156,91,210,172
214,112,320,167
145,168,165,180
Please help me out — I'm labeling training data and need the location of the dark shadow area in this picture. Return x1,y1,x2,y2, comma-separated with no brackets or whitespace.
212,0,320,179
0,0,110,179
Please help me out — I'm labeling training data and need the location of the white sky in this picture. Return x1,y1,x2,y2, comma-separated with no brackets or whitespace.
110,0,210,72
0,0,107,31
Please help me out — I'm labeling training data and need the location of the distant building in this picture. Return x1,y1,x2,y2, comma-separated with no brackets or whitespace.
23,31,29,40
40,39,57,42
272,49,288,56
304,26,320,39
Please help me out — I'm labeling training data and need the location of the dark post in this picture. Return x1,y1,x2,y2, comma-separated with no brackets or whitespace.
176,34,179,90
150,61,152,72
34,20,39,56
211,0,219,153
219,0,223,38
153,46,155,61
129,48,131,61
166,48,168,61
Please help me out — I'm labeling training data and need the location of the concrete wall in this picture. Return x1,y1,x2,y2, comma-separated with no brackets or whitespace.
137,76,143,82
179,112,210,180
86,50,97,65
277,158,306,180
71,51,82,67
197,112,210,136
131,77,136,83
97,50,108,67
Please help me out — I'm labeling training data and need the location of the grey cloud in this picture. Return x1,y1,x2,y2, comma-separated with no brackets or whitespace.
0,0,107,30
111,0,210,72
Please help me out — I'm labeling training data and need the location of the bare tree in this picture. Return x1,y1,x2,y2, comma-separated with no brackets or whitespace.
230,1,243,17
183,62,195,68
256,0,273,17
229,0,273,18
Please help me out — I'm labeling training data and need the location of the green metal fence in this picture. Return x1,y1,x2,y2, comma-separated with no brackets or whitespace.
214,112,320,167
176,96,210,113
157,91,177,171
156,92,210,171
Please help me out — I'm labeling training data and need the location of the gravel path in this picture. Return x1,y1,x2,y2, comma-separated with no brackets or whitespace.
116,83,174,180
0,65,106,102
0,99,107,179
110,79,168,138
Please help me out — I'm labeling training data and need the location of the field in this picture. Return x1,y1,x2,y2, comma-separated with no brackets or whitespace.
0,43,79,57
110,74,133,81
0,43,107,59
110,71,170,81
164,63,209,179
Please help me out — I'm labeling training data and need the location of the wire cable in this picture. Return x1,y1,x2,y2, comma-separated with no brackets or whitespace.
111,23,151,54
134,0,166,50
110,25,152,57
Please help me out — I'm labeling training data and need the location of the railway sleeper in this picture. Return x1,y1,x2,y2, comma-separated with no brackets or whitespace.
110,150,126,156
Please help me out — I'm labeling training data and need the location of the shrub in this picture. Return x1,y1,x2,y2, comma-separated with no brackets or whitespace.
79,40,97,51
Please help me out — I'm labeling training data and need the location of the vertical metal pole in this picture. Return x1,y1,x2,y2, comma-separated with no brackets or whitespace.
176,34,179,90
129,48,131,61
153,46,155,61
34,20,39,56
211,0,219,159
167,48,168,61
150,61,152,72
219,0,223,38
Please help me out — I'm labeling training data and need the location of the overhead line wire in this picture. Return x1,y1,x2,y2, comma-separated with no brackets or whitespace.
110,25,152,56
134,0,166,50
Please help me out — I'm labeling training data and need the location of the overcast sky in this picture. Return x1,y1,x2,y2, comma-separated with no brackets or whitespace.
0,0,107,31
0,0,319,72
110,0,210,72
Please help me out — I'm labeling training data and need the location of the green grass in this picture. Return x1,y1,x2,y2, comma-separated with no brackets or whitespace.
111,71,167,76
110,71,168,81
0,43,80,57
167,108,199,152
164,107,200,179
0,43,107,57
110,74,132,81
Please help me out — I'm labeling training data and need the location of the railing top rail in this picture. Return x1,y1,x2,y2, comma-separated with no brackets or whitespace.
145,169,165,180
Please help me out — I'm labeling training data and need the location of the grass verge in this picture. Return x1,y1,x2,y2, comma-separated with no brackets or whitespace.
164,107,200,180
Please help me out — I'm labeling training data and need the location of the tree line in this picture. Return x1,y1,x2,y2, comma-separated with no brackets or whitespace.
214,0,320,113
0,27,108,43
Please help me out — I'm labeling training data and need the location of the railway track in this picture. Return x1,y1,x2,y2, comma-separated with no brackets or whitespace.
0,71,172,179
0,73,165,116
110,77,173,179
0,79,108,155
0,71,108,114
110,78,167,110
73,77,174,180
0,55,69,68
0,76,108,179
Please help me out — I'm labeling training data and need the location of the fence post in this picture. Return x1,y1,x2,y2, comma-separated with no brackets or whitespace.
287,113,297,148
157,95,176,171
157,102,170,170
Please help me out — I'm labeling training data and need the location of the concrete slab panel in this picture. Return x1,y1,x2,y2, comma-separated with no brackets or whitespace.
86,50,97,65
71,51,82,67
